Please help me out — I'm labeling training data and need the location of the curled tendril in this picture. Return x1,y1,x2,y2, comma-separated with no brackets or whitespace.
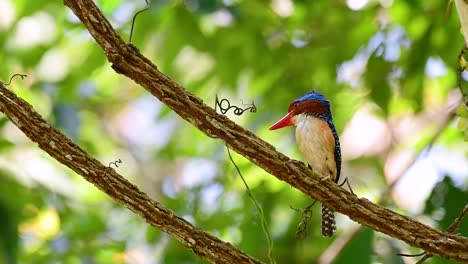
129,0,150,43
215,95,257,116
240,99,257,113
2,74,27,85
108,159,123,168
291,201,317,239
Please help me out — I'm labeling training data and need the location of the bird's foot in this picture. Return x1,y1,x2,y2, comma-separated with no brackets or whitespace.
320,176,330,182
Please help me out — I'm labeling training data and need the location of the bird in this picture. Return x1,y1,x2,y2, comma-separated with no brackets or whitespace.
269,91,341,237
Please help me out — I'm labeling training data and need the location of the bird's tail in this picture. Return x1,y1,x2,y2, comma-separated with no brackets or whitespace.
321,205,336,237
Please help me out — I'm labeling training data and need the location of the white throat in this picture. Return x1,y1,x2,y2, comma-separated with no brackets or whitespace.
292,113,337,179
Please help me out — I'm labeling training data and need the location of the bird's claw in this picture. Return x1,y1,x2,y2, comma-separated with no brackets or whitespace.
320,176,329,182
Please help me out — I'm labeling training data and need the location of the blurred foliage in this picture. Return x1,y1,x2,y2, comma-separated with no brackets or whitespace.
0,0,467,263
424,176,468,233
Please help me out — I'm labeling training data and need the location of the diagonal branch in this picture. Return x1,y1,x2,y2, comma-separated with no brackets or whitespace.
0,82,262,263
6,0,461,262
60,0,468,262
447,204,468,234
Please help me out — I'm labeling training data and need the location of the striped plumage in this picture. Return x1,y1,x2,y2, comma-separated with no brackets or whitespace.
270,91,341,237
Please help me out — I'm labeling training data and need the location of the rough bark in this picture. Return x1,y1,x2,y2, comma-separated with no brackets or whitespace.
0,83,262,263
1,0,465,262
62,0,468,261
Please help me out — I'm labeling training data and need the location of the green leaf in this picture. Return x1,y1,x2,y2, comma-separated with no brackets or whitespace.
424,176,468,235
334,228,373,264
0,201,18,264
364,53,392,115
456,105,468,118
97,0,124,15
0,139,14,152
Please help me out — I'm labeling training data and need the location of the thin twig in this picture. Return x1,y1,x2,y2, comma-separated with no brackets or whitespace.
226,145,275,264
215,95,271,262
1,74,27,85
128,0,150,43
398,252,426,257
415,254,433,264
447,204,468,233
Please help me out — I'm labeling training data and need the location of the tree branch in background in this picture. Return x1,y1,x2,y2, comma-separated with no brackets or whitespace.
0,82,262,264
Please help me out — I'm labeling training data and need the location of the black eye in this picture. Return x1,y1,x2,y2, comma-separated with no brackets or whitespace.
294,103,298,108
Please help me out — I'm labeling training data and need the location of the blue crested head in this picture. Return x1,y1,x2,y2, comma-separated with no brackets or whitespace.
270,90,335,130
294,91,329,104
288,91,332,121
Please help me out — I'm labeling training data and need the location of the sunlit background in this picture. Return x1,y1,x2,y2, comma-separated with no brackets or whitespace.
0,0,467,263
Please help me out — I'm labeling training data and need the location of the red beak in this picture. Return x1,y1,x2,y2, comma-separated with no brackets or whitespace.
269,111,295,130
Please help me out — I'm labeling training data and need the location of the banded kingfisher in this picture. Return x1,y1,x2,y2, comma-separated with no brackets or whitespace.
269,91,341,237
